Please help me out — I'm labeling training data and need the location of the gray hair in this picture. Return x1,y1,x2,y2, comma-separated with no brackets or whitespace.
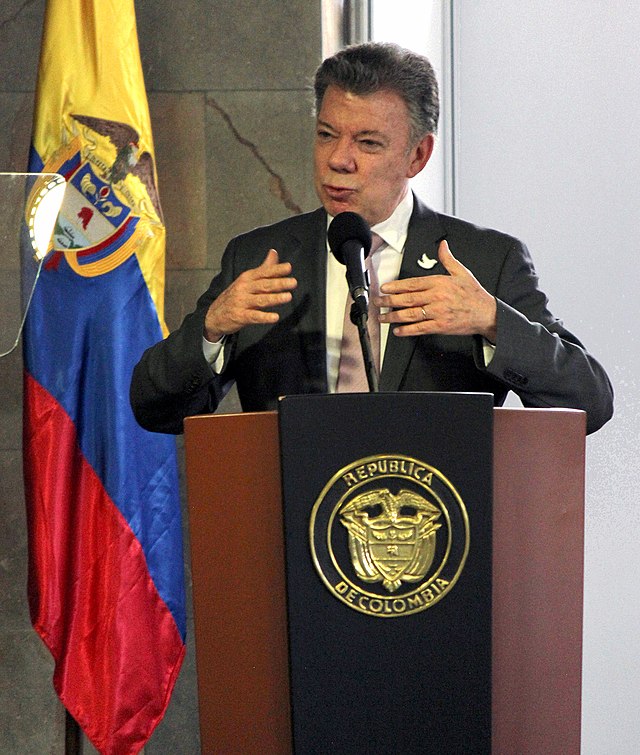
314,42,439,144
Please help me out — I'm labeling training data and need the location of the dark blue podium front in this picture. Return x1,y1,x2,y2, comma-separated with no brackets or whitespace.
279,392,493,754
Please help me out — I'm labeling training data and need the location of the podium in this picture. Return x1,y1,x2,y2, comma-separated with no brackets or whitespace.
184,397,585,754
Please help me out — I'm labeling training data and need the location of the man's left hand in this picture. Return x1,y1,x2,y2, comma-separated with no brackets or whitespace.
375,240,498,342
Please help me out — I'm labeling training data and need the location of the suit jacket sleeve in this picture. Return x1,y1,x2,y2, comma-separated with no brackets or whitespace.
130,237,241,434
130,208,328,434
476,236,613,433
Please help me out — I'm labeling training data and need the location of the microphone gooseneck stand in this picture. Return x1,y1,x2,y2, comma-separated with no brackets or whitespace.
350,297,379,393
327,210,379,393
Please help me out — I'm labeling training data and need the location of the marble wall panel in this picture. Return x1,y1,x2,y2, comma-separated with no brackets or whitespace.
0,93,34,170
138,0,322,92
0,450,27,631
0,1,44,93
0,271,21,364
0,630,61,752
205,88,319,269
150,92,208,271
0,350,22,451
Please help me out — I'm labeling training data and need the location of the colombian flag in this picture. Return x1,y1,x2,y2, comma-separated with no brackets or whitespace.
22,1,186,753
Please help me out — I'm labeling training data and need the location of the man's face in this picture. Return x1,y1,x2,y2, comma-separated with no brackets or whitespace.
314,85,433,226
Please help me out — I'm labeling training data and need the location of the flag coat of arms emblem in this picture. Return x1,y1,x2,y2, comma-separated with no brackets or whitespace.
22,2,186,753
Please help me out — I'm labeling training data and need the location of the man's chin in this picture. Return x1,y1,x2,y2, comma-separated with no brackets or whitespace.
321,197,364,221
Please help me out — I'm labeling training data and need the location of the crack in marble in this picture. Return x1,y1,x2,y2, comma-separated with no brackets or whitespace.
0,0,39,31
207,95,302,215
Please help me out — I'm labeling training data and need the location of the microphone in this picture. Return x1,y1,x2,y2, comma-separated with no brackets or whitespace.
328,212,372,315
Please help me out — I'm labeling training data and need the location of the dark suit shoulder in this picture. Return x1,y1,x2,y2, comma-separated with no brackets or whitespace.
413,198,522,249
231,207,326,248
408,197,528,284
444,214,518,242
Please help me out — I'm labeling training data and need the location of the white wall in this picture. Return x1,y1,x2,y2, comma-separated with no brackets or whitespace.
371,0,450,211
451,2,640,752
371,2,638,748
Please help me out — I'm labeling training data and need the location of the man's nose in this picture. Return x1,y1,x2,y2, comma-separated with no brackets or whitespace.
327,138,356,172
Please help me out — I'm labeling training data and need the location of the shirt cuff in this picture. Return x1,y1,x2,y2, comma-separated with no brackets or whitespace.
202,336,225,373
482,338,496,366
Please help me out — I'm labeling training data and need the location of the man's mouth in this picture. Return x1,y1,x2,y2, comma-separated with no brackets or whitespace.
323,184,356,200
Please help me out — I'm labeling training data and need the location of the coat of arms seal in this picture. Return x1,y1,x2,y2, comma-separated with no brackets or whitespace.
310,454,470,617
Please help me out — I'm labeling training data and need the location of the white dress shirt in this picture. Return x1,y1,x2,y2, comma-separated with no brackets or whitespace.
325,189,414,391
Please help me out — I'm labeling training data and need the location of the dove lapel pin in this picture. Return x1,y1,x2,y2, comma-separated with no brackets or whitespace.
417,253,438,270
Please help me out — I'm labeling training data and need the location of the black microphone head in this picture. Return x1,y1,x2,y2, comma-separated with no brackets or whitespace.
327,212,372,264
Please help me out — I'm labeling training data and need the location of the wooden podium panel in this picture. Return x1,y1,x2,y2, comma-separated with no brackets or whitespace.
185,406,585,754
492,407,585,755
184,412,291,754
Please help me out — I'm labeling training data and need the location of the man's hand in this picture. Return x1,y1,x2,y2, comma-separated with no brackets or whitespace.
204,249,298,342
375,240,497,342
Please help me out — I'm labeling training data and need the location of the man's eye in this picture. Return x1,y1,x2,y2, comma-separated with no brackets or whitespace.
317,130,334,140
359,139,383,150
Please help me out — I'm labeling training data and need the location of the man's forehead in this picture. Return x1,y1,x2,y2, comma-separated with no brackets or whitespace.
317,86,410,128
316,115,387,138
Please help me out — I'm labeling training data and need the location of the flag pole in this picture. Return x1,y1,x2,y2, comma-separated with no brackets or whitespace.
64,710,82,754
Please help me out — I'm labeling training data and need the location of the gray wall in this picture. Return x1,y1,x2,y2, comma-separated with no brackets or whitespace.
0,1,321,751
452,2,639,751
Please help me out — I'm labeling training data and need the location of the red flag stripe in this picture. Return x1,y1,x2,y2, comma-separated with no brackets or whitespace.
24,372,185,754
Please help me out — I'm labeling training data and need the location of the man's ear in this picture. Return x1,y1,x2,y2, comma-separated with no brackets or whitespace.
407,133,435,178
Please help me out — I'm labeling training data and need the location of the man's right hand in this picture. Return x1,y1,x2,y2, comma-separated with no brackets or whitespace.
204,249,298,343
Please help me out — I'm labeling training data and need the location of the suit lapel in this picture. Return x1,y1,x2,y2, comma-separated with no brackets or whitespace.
286,208,329,393
379,196,446,391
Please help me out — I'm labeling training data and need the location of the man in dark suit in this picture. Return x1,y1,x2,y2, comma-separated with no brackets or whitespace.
130,43,613,435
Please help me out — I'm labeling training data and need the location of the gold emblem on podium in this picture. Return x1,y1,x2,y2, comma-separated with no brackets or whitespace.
310,454,469,617
341,489,441,593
